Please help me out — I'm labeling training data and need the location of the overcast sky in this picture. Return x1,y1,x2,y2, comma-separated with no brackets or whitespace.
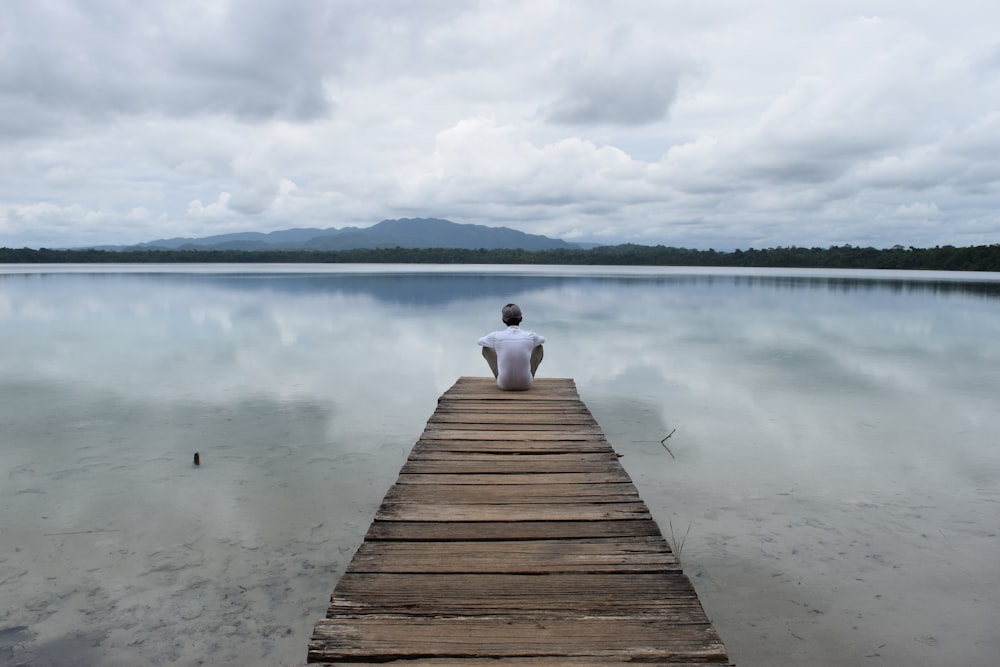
3,1,999,250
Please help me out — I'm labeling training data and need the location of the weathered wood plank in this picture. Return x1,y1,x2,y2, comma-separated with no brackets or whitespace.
329,572,703,616
439,390,583,401
416,429,608,440
383,482,641,503
364,519,665,541
422,427,603,436
428,412,598,424
309,617,727,662
392,472,634,485
375,501,652,522
440,378,579,395
400,459,623,474
345,537,678,574
309,662,734,667
438,391,582,402
434,403,593,413
411,439,613,453
405,451,618,463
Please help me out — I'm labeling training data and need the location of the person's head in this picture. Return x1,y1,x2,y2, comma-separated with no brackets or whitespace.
501,303,522,326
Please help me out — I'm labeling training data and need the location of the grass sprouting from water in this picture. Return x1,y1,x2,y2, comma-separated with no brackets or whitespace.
669,520,691,565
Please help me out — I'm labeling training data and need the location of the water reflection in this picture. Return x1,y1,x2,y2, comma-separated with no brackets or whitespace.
1,265,998,666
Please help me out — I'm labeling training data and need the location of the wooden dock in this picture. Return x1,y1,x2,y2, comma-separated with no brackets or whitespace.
308,377,732,665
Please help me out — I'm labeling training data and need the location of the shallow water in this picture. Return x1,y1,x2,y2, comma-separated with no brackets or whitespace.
1,264,998,666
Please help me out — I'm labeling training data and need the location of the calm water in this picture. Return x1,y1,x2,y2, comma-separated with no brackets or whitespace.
1,264,998,666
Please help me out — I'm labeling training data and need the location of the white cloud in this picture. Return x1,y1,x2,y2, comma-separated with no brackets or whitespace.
188,194,233,220
540,23,688,126
126,207,150,221
891,202,941,219
44,165,88,189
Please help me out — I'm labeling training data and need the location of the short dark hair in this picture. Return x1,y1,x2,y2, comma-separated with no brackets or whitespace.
502,303,522,325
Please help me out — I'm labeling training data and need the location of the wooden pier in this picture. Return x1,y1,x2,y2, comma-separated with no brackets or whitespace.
308,377,732,665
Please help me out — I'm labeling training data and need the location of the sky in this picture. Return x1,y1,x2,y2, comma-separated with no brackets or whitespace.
3,1,1000,250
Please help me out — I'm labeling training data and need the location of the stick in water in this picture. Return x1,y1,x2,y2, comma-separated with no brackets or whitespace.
660,428,676,459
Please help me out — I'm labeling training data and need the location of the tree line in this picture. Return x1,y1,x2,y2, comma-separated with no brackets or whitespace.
2,243,999,271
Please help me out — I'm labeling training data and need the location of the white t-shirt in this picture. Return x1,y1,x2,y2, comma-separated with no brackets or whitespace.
477,325,545,390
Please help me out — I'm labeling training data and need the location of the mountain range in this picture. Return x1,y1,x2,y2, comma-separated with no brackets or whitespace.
117,218,582,252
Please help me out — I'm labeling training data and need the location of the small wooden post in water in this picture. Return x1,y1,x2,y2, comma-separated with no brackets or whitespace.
307,376,733,665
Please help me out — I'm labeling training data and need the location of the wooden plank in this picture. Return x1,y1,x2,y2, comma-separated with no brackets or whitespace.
309,617,727,662
434,403,594,413
440,391,586,400
392,472,634,485
411,439,613,453
308,376,732,665
319,664,732,667
345,538,678,574
383,482,641,503
364,519,665,541
416,429,608,440
428,412,598,425
375,501,652,522
405,451,617,463
329,572,706,616
400,459,621,474
438,392,582,402
401,450,622,473
422,426,602,435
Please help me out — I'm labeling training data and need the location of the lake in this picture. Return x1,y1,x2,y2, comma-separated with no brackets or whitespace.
1,264,998,666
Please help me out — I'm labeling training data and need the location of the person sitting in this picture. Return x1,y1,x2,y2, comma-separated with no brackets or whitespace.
476,303,544,391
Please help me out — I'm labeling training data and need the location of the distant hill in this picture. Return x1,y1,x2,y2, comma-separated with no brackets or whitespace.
123,218,579,252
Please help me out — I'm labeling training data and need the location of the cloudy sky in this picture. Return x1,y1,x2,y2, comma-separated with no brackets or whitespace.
3,1,999,250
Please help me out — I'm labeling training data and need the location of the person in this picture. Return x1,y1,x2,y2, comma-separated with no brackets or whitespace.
477,303,545,391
